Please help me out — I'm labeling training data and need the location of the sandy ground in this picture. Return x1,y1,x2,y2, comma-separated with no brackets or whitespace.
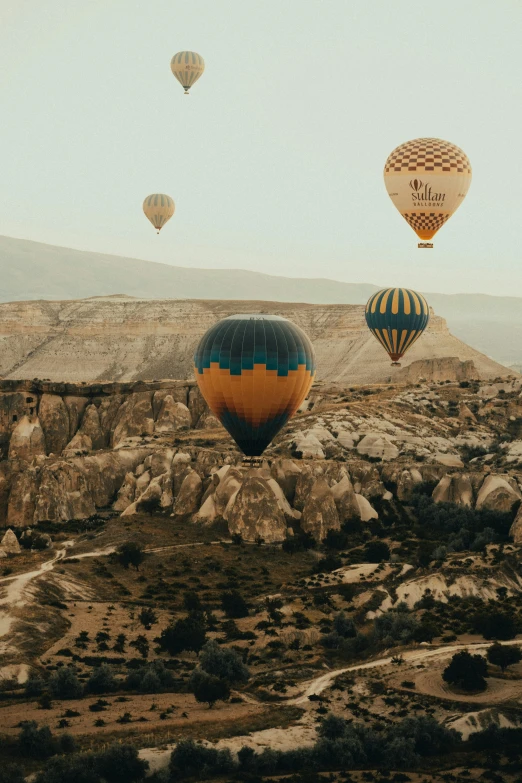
0,691,259,737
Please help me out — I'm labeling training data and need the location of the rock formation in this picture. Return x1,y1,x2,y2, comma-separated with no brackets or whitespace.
0,296,512,384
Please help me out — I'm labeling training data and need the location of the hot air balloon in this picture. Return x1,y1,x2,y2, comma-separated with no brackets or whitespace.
365,288,430,365
194,314,316,457
170,51,205,94
384,138,472,248
143,194,175,234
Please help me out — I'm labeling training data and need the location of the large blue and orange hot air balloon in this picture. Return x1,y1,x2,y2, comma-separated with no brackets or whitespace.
365,287,430,365
194,314,316,456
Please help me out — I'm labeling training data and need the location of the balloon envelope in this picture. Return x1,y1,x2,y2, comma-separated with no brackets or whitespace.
170,51,205,93
143,194,175,233
365,287,430,363
384,138,472,244
194,314,316,456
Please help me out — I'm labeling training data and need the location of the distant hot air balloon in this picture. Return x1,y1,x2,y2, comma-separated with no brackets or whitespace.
365,287,430,365
384,138,472,248
170,51,205,94
194,314,316,457
143,194,175,234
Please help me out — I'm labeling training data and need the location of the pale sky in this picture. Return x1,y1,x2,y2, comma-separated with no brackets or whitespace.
1,0,521,296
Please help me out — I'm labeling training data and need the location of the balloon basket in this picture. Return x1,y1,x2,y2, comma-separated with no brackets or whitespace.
418,242,433,249
391,362,402,367
242,456,264,468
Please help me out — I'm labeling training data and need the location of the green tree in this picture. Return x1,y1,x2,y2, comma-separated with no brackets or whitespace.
94,743,149,782
199,640,250,683
487,642,522,672
34,756,98,783
183,591,202,612
19,721,57,760
0,764,25,783
473,609,518,640
443,650,488,692
113,633,126,653
116,542,145,571
220,590,249,618
86,664,118,695
364,540,390,563
157,613,206,656
129,634,149,659
49,666,83,699
191,670,230,708
138,607,157,629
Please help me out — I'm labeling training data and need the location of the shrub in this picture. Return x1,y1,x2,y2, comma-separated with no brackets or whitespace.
333,611,357,639
364,541,390,563
169,740,235,778
86,664,118,695
0,765,25,783
199,640,250,683
138,607,157,629
94,743,149,782
34,755,99,783
49,666,83,699
125,660,175,693
19,721,57,759
25,675,45,697
220,590,249,618
129,635,149,659
183,591,202,612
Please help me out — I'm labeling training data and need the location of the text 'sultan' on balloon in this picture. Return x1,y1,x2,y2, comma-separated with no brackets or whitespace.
365,288,430,365
194,314,316,457
384,138,472,248
170,51,205,94
143,194,175,234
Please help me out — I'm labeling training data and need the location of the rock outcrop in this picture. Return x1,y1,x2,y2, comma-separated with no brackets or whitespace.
8,417,46,462
301,478,340,541
1,528,20,554
475,475,522,513
433,474,473,506
227,476,287,543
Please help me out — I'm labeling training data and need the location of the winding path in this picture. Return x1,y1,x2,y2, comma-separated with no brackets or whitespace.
291,639,522,704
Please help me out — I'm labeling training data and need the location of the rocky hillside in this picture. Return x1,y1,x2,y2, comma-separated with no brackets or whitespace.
1,375,522,545
1,373,522,781
0,296,512,384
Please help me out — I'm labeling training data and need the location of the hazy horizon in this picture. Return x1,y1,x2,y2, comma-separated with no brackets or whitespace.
3,232,522,302
1,1,521,297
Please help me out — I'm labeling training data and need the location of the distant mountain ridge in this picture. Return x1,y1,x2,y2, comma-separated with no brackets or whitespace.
0,234,520,366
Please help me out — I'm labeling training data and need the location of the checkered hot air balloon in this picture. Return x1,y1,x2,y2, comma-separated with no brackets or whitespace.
170,51,205,95
384,138,472,248
194,314,316,457
365,288,430,365
143,194,175,234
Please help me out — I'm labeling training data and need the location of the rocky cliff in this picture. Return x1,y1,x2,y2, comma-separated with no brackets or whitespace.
0,296,512,384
